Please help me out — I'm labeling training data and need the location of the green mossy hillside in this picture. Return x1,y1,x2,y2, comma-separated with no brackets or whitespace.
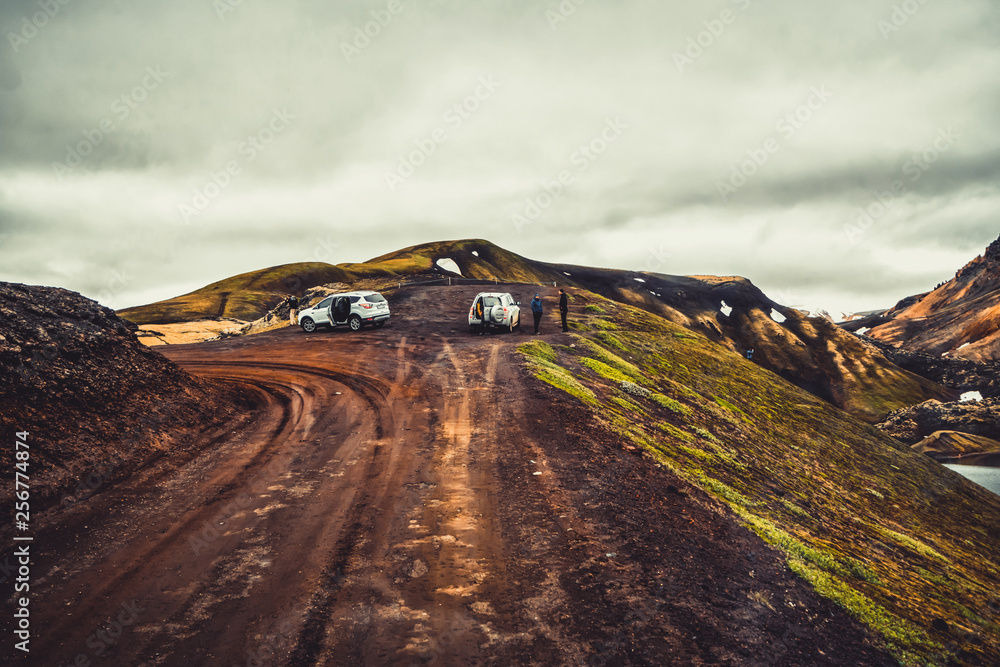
518,294,1000,667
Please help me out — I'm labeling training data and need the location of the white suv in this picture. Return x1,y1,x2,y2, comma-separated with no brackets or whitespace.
298,291,390,332
469,292,521,333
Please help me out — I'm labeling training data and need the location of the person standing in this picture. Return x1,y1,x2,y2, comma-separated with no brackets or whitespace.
530,293,543,334
288,294,299,325
558,289,569,332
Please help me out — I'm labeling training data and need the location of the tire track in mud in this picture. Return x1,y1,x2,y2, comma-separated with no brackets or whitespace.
28,356,387,666
28,376,297,648
386,340,504,663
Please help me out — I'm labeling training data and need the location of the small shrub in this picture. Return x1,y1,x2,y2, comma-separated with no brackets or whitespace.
680,445,715,462
620,381,651,398
518,345,596,406
693,426,720,444
651,393,691,416
657,422,694,442
877,527,950,563
696,473,751,506
780,498,811,519
581,358,632,384
713,395,747,418
595,331,627,350
518,340,557,364
610,394,647,416
583,304,604,313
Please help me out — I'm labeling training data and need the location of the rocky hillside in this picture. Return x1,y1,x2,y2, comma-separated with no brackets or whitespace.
866,234,1000,362
858,335,1000,398
0,282,243,508
878,397,1000,445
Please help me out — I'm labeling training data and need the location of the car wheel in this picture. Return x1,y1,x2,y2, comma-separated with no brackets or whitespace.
508,319,514,333
301,317,316,333
348,315,362,331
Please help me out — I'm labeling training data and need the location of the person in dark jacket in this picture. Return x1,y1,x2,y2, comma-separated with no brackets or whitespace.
288,295,300,324
558,289,569,332
530,294,543,334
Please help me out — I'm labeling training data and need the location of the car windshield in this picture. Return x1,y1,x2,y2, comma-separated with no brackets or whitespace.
365,294,386,303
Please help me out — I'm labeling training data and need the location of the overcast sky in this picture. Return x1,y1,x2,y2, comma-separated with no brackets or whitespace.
1,0,997,316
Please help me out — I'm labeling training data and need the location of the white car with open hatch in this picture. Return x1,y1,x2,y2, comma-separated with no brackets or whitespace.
468,292,521,333
298,291,390,333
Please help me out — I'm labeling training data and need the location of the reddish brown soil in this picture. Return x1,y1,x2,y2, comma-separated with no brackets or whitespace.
10,285,893,666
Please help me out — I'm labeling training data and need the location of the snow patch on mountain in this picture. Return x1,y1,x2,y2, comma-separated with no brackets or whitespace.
436,258,462,275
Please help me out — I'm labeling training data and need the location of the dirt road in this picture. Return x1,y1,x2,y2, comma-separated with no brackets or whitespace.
16,286,892,665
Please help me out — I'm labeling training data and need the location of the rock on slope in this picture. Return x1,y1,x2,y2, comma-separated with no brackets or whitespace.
878,397,1000,445
912,430,1000,466
0,282,242,508
867,234,1000,362
859,334,1000,398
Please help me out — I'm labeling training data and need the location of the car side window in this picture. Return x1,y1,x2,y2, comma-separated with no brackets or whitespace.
319,297,333,308
349,296,361,303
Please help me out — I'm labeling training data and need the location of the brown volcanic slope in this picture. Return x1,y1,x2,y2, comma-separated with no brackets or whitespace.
119,239,952,422
0,282,243,509
868,234,1000,362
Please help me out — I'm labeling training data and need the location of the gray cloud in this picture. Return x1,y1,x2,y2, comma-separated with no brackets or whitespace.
0,0,998,316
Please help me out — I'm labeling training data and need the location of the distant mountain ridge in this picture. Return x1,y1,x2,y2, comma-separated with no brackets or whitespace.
864,234,1000,362
119,238,953,422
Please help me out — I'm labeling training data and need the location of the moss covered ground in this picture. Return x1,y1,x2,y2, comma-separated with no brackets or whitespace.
517,291,1000,666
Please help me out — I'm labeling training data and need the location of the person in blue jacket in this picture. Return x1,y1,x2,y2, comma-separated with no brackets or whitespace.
530,293,544,334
